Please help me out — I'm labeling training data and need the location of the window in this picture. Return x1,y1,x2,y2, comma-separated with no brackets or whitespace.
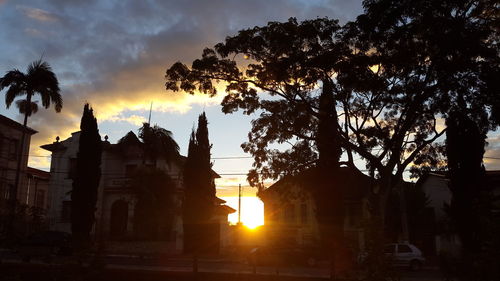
61,201,71,222
398,244,412,253
8,139,18,160
35,190,45,208
68,158,77,179
300,204,308,225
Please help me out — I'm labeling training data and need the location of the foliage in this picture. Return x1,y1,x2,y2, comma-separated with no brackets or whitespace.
164,14,458,219
165,0,499,265
183,112,216,253
138,123,180,164
71,103,102,248
166,18,347,187
0,60,62,116
130,167,175,240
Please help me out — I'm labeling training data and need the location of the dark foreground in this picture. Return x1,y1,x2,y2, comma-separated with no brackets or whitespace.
0,262,329,281
0,261,444,281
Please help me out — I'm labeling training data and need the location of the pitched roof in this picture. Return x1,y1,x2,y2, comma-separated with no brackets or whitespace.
26,167,50,179
0,114,37,134
261,166,373,201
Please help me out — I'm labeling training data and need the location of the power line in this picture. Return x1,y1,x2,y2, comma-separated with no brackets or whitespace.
22,154,500,161
22,154,254,160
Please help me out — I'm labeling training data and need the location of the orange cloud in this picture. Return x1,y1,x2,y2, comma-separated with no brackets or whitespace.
18,6,58,22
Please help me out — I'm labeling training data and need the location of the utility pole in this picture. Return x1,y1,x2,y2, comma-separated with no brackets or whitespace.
238,184,242,224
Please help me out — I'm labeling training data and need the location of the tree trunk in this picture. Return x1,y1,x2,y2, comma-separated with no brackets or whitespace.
8,92,32,236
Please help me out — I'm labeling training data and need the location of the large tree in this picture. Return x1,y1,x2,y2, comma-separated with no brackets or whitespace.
164,17,443,225
348,0,498,247
71,103,102,248
0,60,62,232
182,112,216,254
166,0,498,242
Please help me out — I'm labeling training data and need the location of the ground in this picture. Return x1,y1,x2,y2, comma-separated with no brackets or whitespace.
0,249,444,281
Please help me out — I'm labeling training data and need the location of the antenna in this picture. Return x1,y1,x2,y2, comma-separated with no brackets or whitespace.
148,102,153,124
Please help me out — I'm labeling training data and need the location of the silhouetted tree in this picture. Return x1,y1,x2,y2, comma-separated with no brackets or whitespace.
183,112,216,254
167,18,346,187
71,103,102,248
166,2,499,259
0,60,62,234
446,110,489,280
313,79,346,274
340,0,499,220
164,16,445,227
138,123,180,165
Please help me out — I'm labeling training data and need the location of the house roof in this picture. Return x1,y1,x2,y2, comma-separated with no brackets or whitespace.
214,204,237,215
40,141,67,152
41,130,222,178
215,197,226,204
260,166,373,202
26,167,50,179
0,114,37,134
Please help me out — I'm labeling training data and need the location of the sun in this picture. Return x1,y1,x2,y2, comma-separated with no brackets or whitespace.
221,196,264,228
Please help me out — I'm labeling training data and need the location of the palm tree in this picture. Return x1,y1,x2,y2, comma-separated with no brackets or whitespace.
0,60,62,229
138,123,180,166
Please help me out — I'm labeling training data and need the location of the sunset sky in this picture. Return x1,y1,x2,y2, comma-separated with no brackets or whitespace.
1,0,499,227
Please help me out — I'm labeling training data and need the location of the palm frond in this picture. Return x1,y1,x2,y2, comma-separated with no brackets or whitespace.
5,83,26,108
139,123,180,162
0,69,25,90
27,60,61,111
15,100,38,116
1,70,27,108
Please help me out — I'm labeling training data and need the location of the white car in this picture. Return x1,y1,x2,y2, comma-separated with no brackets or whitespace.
384,243,425,270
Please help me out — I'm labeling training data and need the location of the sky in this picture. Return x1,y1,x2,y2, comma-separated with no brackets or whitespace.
1,0,499,226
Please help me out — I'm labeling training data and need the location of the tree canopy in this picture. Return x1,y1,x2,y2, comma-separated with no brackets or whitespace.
166,0,498,218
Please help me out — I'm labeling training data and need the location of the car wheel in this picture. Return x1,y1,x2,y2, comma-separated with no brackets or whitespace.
410,260,422,271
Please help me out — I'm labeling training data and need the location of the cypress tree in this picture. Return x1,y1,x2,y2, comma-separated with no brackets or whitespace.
71,103,102,248
446,109,487,280
183,112,215,254
314,80,345,274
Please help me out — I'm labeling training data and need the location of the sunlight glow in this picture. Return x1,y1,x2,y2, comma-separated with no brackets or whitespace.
221,196,264,228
